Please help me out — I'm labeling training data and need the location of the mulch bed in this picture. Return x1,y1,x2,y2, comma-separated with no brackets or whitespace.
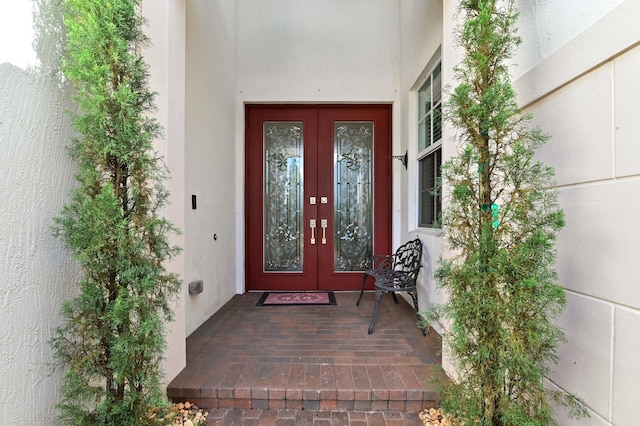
419,407,452,426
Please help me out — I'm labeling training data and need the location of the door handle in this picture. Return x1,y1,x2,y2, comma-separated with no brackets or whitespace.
321,219,327,245
310,219,316,245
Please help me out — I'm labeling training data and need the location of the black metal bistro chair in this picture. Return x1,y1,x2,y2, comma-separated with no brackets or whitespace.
356,237,424,334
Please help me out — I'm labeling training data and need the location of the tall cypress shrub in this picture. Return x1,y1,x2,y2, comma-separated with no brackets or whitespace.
422,1,587,424
51,1,181,424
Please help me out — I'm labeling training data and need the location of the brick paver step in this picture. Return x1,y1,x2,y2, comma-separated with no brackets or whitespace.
205,408,426,425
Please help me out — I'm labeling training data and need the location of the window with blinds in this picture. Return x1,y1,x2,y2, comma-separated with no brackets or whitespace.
417,62,442,228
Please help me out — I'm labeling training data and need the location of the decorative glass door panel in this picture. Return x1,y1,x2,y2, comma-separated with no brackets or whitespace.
246,105,391,292
334,122,373,272
263,122,304,272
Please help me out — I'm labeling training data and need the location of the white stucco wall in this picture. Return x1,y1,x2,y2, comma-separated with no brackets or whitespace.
234,0,402,287
142,0,188,383
3,1,639,424
514,0,626,78
0,2,80,423
0,1,190,421
236,0,399,103
400,1,639,423
179,1,404,338
183,0,238,336
398,0,444,324
512,1,640,424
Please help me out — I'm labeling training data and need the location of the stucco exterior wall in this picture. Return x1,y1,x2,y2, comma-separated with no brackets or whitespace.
183,0,238,336
236,0,399,103
181,0,405,341
0,66,78,424
0,1,189,421
142,0,188,384
514,0,626,78
0,2,80,423
233,0,402,287
398,0,444,328
513,1,640,424
2,1,639,424
400,1,639,423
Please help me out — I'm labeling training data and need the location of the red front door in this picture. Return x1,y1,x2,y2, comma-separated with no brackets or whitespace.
246,105,391,291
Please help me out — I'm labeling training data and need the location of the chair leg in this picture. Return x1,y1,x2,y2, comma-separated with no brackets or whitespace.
368,290,385,334
391,292,399,304
408,290,419,312
409,290,427,336
356,273,368,306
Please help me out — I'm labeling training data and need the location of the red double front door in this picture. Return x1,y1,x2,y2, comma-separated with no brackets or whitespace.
245,105,391,291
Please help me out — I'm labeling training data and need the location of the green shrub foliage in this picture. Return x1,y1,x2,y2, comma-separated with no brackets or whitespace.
421,1,587,424
51,1,181,424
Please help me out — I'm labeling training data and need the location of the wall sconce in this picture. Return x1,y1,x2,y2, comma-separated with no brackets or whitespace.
392,150,408,169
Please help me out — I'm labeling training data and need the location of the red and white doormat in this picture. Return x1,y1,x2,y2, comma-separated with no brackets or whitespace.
256,291,337,306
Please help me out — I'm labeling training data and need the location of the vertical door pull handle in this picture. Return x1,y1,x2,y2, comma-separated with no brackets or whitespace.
321,219,327,245
310,219,316,245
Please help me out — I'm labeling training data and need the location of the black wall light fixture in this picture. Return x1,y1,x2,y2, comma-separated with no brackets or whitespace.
392,150,408,169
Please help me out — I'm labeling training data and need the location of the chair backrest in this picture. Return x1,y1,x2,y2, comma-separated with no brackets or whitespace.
392,238,423,281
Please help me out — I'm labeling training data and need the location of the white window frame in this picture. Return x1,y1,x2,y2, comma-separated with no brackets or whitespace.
416,59,442,228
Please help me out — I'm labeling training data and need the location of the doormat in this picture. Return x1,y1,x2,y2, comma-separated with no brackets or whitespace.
256,291,337,306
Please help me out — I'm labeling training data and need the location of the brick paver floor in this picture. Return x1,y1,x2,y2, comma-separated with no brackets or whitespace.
167,291,443,425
